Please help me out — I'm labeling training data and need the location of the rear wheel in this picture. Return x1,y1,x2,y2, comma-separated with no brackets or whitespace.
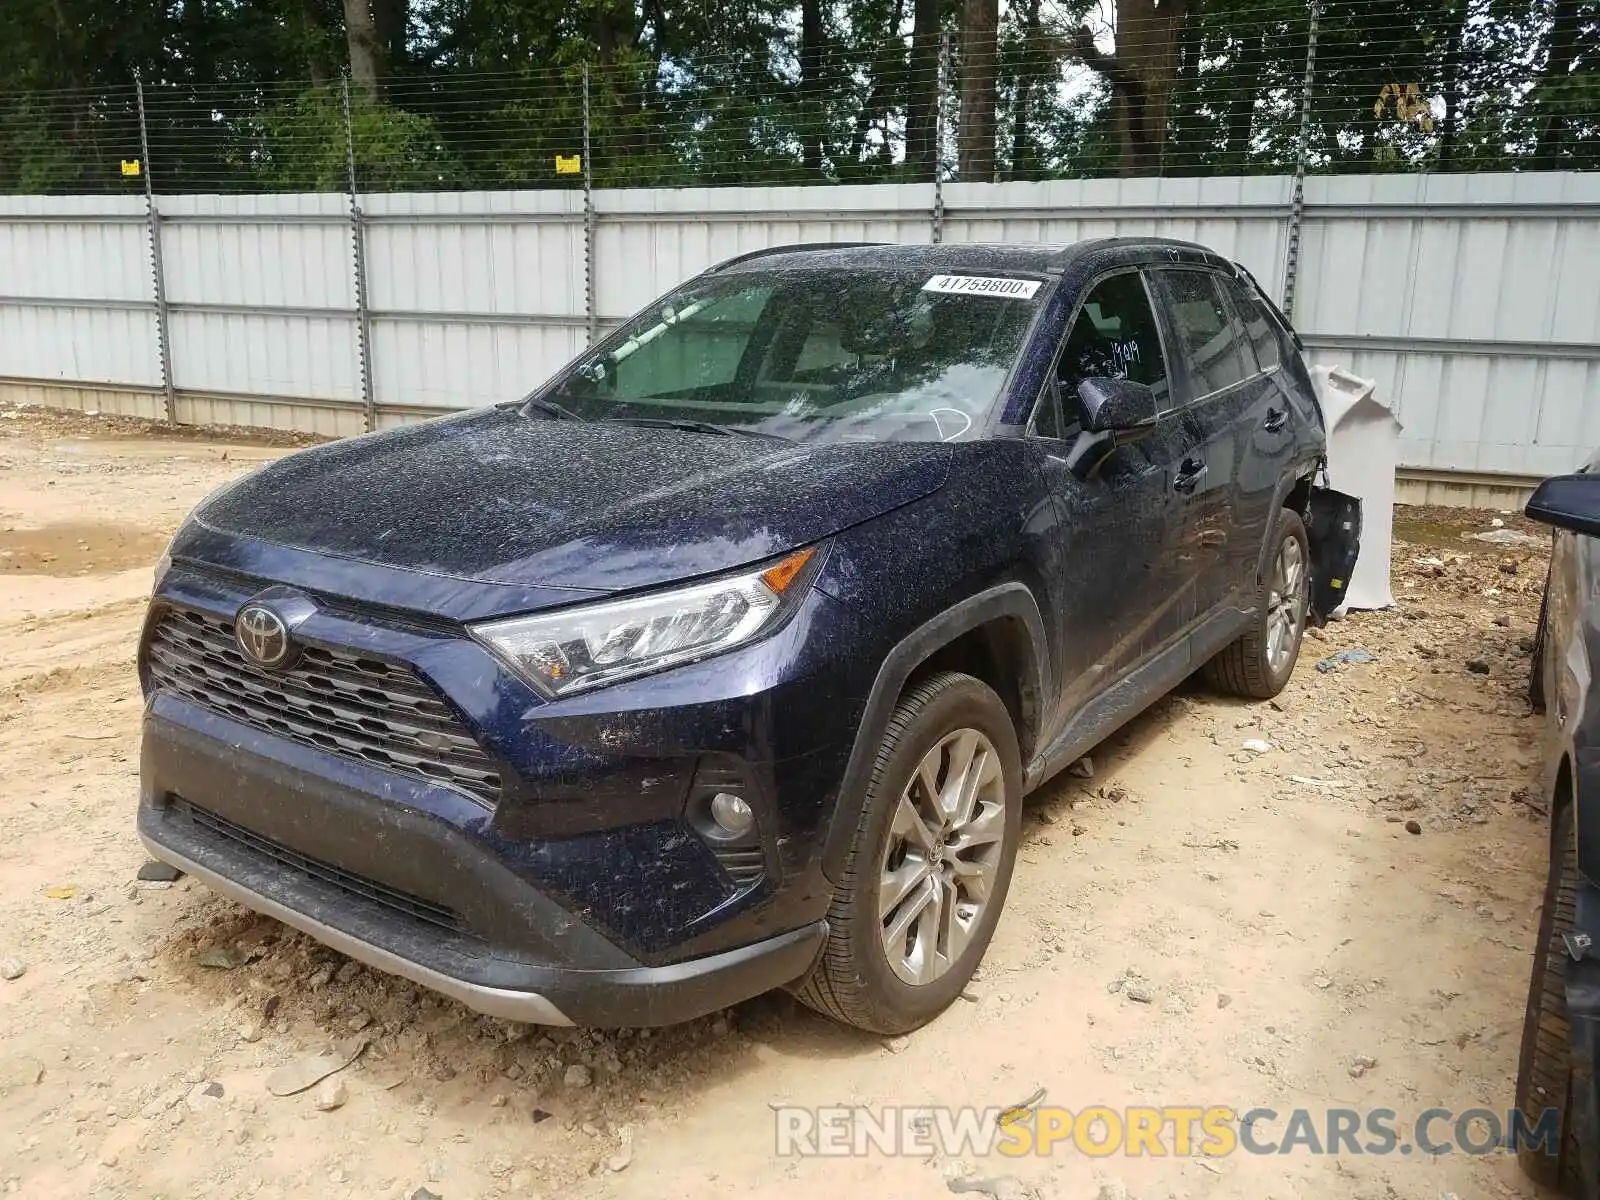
794,671,1022,1035
1203,507,1310,699
1515,797,1585,1191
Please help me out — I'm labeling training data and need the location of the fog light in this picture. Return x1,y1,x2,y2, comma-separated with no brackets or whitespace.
709,792,755,837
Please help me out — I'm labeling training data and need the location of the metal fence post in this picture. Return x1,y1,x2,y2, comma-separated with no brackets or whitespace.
582,64,597,346
342,76,377,433
931,31,950,244
1281,0,1321,318
134,71,177,424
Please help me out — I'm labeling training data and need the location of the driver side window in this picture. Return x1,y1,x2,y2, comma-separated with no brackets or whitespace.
1056,272,1172,422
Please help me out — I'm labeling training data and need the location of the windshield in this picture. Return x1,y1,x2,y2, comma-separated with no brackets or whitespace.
536,267,1046,443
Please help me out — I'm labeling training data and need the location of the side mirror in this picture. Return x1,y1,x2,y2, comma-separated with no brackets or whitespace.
1526,473,1600,538
1078,378,1159,435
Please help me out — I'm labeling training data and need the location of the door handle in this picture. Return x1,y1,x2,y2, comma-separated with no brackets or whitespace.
1263,407,1288,433
1174,458,1207,495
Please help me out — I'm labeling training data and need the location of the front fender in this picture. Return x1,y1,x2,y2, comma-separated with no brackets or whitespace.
817,582,1050,884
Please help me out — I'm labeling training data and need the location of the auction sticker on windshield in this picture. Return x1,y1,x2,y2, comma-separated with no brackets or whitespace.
922,275,1042,300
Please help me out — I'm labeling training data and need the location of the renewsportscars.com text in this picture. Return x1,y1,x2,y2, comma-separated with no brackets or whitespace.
773,1104,1562,1159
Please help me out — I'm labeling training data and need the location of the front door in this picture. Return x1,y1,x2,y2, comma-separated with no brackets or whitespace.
1026,269,1196,738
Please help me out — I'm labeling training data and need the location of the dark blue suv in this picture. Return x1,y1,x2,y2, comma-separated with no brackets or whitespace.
139,240,1330,1034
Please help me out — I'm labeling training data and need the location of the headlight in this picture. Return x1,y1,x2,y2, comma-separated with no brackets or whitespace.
470,547,820,697
153,474,244,591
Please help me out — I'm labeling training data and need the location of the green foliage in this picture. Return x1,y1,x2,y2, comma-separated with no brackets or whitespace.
0,0,1594,192
258,88,464,191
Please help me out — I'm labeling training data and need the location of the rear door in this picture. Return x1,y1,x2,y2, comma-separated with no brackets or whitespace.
1149,268,1258,614
1026,268,1195,728
1219,273,1303,577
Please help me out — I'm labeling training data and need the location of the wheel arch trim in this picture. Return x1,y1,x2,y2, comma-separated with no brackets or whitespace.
818,583,1049,884
1253,459,1322,590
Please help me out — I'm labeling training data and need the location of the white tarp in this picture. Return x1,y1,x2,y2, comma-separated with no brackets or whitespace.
1310,364,1401,612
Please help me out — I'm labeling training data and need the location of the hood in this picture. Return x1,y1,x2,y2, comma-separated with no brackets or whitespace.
194,407,953,592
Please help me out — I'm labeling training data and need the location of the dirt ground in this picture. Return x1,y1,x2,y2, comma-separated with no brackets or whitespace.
0,404,1560,1200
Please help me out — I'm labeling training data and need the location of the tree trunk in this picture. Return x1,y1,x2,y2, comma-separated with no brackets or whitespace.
1009,0,1042,179
906,0,941,181
1067,0,1191,176
1437,3,1465,169
1164,6,1203,174
800,0,825,174
299,0,332,86
642,0,673,53
181,0,213,82
371,0,406,74
1221,31,1263,170
592,0,636,65
343,0,383,96
1533,0,1581,169
957,0,998,181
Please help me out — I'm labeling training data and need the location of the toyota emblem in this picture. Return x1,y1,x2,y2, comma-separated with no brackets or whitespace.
235,603,296,670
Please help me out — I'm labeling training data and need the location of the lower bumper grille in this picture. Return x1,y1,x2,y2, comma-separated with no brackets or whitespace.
713,847,766,887
147,605,501,807
176,799,468,936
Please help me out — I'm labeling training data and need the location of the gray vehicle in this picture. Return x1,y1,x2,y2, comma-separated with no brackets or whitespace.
1518,458,1600,1197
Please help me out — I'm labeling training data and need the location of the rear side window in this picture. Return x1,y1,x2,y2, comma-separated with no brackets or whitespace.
1056,272,1172,412
1223,277,1281,372
1156,270,1250,397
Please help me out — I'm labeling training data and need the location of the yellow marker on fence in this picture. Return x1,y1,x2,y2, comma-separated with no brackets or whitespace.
555,154,582,175
121,159,142,177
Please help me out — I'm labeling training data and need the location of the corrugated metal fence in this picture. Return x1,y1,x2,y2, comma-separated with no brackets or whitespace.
2,173,1597,496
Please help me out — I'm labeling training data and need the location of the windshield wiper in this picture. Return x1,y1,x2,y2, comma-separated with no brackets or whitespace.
519,396,584,421
604,416,796,442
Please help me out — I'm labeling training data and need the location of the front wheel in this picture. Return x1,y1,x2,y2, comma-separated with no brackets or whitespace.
794,671,1022,1035
1203,507,1310,699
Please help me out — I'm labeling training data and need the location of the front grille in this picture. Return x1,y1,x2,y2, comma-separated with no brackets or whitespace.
177,799,468,935
147,606,501,807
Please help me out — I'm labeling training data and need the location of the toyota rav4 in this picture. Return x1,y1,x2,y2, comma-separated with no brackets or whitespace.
139,239,1340,1035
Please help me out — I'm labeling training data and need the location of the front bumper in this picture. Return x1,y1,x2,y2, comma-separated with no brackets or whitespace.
138,692,830,1027
133,555,880,1023
141,826,825,1027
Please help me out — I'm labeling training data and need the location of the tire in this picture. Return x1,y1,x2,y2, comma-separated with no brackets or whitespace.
794,671,1023,1035
1515,798,1585,1192
1203,507,1310,700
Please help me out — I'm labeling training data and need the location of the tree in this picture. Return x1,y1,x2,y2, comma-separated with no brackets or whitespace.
343,0,383,95
1066,0,1193,175
296,0,339,85
958,0,998,179
800,0,826,172
1005,0,1045,178
372,0,408,71
1531,0,1596,168
0,0,1593,194
905,0,942,179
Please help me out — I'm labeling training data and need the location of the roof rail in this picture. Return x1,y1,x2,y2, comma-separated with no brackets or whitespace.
705,241,889,273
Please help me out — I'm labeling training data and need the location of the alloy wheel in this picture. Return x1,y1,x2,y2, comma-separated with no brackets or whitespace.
1266,533,1308,672
877,727,1007,986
